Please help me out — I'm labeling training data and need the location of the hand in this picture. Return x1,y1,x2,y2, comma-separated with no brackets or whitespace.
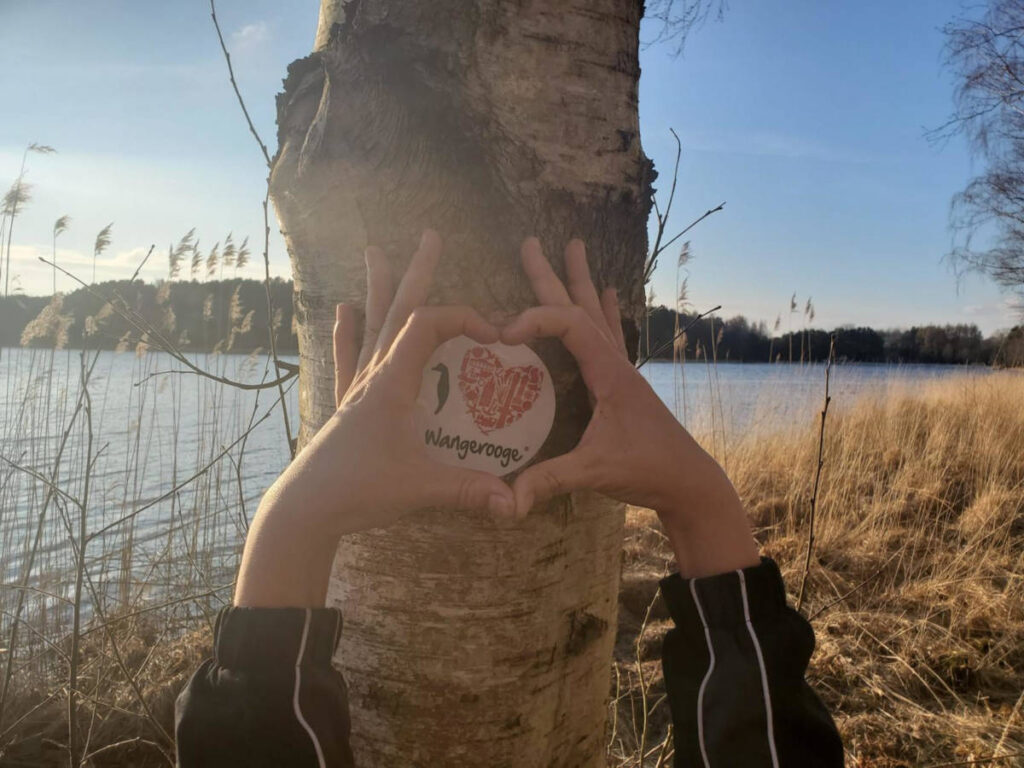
235,231,516,606
502,237,760,578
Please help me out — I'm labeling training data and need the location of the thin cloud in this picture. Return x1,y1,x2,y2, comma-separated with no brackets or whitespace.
10,243,160,289
649,125,879,164
963,297,1023,325
231,21,269,52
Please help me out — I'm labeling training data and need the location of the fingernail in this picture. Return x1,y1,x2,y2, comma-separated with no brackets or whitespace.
487,494,513,518
420,229,439,250
336,303,344,322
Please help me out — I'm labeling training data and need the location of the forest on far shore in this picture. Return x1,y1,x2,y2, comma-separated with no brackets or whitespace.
0,280,1022,366
638,305,1024,367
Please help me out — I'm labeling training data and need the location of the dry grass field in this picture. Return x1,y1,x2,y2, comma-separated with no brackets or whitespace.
612,372,1024,767
2,369,1022,766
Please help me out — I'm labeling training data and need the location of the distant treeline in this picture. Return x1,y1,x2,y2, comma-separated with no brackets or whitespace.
2,284,1022,366
0,279,297,353
638,306,1024,367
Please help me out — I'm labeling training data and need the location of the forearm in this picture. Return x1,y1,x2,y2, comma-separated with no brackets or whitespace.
657,453,760,579
233,414,356,608
234,509,340,607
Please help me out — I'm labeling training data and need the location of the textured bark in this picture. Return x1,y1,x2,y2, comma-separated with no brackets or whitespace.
270,1,652,764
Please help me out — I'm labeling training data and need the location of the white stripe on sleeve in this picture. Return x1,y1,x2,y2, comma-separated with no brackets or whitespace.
690,579,716,768
294,609,328,768
738,569,780,768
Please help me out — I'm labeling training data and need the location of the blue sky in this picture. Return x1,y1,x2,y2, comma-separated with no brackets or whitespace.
1,1,1018,333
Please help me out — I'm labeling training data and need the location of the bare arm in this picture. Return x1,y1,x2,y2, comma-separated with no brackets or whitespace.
234,231,515,607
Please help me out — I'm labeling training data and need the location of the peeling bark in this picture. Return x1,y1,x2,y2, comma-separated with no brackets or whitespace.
271,1,652,764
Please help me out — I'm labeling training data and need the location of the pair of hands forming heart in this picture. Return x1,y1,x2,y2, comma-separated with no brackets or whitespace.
330,231,723,523
235,231,759,607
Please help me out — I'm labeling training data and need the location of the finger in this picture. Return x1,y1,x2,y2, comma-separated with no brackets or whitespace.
600,287,628,358
423,464,516,518
564,239,610,340
356,246,394,373
520,237,572,307
375,229,442,358
334,303,359,407
500,305,618,388
511,451,594,519
384,306,499,393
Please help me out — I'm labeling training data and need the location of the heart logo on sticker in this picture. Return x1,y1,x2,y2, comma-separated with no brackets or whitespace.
458,346,543,434
414,337,556,476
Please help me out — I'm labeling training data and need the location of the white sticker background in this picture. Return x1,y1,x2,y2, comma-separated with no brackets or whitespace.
414,337,555,476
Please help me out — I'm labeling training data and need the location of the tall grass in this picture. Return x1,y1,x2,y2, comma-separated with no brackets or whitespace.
0,337,294,766
2,322,1021,766
613,371,1024,766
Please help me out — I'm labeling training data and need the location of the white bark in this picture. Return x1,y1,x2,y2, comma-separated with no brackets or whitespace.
271,1,653,764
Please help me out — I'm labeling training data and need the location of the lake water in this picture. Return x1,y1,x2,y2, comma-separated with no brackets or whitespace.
639,357,992,438
0,347,993,602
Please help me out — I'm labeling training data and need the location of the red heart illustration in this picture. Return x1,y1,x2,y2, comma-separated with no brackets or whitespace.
458,346,543,434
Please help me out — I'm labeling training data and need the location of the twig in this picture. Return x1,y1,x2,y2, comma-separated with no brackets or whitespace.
209,0,272,167
796,334,836,613
0,607,70,661
133,366,294,391
260,196,295,457
636,304,722,367
634,585,665,766
993,688,1024,760
658,202,725,263
80,584,234,637
68,351,95,767
0,687,63,741
0,453,84,510
0,350,98,733
83,737,164,763
644,129,684,283
653,725,674,768
77,559,175,762
807,551,898,622
607,662,621,753
0,583,72,605
86,381,289,542
39,256,297,392
642,133,726,284
128,244,156,282
924,753,1024,767
209,0,296,456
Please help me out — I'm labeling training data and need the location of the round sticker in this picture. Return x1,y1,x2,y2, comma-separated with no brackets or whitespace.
414,337,555,476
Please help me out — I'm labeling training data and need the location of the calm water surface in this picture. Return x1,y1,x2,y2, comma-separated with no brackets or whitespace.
640,358,991,438
0,347,992,590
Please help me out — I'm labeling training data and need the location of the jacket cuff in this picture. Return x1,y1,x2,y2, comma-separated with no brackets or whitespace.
659,557,788,629
213,606,343,671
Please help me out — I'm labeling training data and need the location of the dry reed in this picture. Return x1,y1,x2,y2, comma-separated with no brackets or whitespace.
612,371,1024,767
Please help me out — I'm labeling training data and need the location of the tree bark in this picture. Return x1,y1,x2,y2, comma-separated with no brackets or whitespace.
270,1,653,764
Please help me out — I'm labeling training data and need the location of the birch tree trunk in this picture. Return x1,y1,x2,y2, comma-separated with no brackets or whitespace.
270,2,653,764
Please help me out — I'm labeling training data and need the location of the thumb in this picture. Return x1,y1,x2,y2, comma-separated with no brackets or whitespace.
511,451,593,519
425,464,517,519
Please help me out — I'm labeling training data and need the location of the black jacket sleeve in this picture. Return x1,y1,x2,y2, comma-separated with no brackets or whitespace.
659,557,843,767
175,606,353,768
175,558,840,768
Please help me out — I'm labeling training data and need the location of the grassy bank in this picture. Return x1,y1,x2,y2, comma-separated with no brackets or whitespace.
613,372,1024,766
2,371,1022,766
